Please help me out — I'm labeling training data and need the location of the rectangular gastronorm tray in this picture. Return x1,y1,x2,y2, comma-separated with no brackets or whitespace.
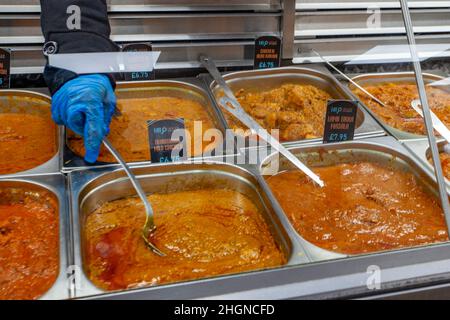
347,72,446,141
61,77,230,173
0,173,70,300
205,65,385,150
403,138,450,192
257,136,450,262
67,161,309,298
0,90,63,177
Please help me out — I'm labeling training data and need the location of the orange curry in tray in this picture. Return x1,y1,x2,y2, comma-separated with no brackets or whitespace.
440,152,450,180
266,161,448,255
352,82,450,135
84,189,285,291
223,84,333,142
0,96,57,175
430,152,450,181
68,96,217,163
0,187,59,300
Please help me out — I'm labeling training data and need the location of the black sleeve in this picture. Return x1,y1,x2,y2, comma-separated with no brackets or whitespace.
40,0,119,95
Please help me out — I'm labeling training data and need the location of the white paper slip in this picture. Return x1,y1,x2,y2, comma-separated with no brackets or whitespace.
48,51,161,74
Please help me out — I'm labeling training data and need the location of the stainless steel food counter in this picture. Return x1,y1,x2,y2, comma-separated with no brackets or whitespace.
1,0,450,301
3,70,450,299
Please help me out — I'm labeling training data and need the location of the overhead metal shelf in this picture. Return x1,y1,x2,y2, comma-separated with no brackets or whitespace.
293,0,450,63
8,41,256,74
0,12,280,45
295,9,450,38
293,34,450,63
297,0,450,10
0,0,281,13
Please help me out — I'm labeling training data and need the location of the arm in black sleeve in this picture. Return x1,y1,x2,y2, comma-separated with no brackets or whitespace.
40,0,119,94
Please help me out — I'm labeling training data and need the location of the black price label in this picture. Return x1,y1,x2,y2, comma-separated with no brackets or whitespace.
323,100,358,143
122,43,155,81
148,118,187,163
254,36,281,70
0,48,10,89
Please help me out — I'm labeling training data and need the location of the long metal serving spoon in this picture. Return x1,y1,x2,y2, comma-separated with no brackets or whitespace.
103,137,165,256
309,49,387,108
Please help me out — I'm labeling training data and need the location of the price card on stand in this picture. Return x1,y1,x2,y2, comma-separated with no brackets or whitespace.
122,43,155,81
148,118,187,163
323,100,358,143
0,48,11,89
254,36,281,70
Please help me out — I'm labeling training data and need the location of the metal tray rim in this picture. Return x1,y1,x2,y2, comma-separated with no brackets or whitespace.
348,71,446,141
62,77,230,172
258,136,450,261
0,173,69,300
207,65,385,147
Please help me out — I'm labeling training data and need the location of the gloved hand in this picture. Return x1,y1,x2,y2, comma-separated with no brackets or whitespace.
51,74,116,163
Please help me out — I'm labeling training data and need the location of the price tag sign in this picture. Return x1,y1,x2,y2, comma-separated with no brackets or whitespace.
0,48,11,89
254,36,281,70
122,43,155,81
148,118,187,163
323,100,358,143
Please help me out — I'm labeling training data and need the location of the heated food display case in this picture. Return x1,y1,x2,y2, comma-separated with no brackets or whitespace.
1,0,450,300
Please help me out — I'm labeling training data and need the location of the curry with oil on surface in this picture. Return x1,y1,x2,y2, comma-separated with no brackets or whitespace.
0,187,59,300
266,161,448,255
224,84,332,142
68,97,217,163
352,82,450,135
0,112,57,175
84,189,286,291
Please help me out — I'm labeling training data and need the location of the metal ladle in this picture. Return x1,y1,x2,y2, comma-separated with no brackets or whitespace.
103,137,165,256
309,49,387,108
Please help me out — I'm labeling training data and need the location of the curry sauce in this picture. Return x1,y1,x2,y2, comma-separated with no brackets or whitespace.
352,82,450,135
68,97,217,163
266,162,448,255
84,189,285,291
440,152,450,180
0,187,59,300
0,113,57,175
430,152,450,181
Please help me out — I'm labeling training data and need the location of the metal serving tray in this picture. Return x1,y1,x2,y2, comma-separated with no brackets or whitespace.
403,138,450,192
258,136,450,262
0,174,69,300
0,90,62,177
62,77,229,173
68,161,309,298
347,72,446,141
206,66,385,149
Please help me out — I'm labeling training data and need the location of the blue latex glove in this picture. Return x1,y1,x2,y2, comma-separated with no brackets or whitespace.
52,74,116,163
